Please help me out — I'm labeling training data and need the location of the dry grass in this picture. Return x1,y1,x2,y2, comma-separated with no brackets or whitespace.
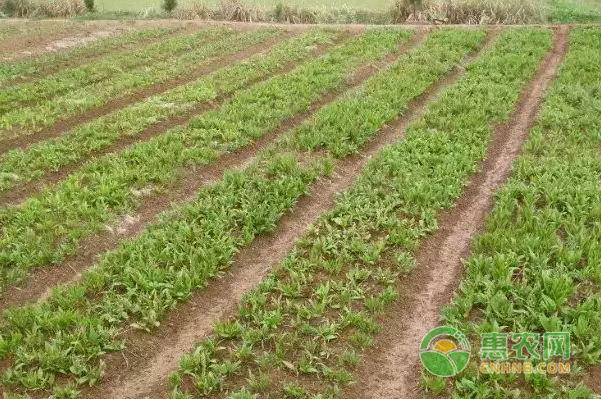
0,0,548,23
219,0,265,21
391,0,545,24
172,0,210,18
273,2,319,23
1,0,85,16
38,0,85,16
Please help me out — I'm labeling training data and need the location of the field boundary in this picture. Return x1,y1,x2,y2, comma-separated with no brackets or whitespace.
344,25,570,399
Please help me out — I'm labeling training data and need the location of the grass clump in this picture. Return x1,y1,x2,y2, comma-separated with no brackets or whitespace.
172,1,209,19
220,0,264,21
390,0,423,22
273,2,319,23
390,0,544,24
162,0,177,12
1,0,85,17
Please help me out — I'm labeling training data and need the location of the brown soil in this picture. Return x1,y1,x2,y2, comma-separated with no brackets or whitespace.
0,30,355,207
344,25,570,399
583,364,601,395
43,29,115,51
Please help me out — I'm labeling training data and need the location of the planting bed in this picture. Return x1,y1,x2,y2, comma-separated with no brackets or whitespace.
0,20,598,399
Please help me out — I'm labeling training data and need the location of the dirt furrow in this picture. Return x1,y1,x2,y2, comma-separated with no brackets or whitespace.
0,27,422,316
344,25,570,399
584,365,601,395
76,29,500,399
0,31,353,208
0,31,294,154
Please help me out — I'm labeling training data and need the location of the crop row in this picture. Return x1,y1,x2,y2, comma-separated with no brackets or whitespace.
162,28,552,399
0,27,181,86
0,29,343,193
0,28,281,138
0,28,489,396
0,27,235,114
439,27,601,399
0,28,410,294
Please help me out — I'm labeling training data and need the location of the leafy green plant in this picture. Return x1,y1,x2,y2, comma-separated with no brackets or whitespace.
83,0,93,12
421,371,446,394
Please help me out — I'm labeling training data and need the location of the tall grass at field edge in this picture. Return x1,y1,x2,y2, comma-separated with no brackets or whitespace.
3,0,601,23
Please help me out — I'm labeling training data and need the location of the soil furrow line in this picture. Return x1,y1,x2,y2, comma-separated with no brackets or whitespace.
344,25,570,399
0,31,293,154
0,26,418,316
584,365,601,395
77,29,499,399
0,30,352,208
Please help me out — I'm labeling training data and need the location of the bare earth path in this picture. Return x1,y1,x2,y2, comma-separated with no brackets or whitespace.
344,25,570,399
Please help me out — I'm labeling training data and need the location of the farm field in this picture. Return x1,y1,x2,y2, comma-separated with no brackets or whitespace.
0,20,600,399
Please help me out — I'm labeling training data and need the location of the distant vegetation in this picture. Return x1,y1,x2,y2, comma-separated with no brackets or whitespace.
1,0,600,23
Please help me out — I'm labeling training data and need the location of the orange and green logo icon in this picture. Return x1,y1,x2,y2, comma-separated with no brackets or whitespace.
420,326,471,377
